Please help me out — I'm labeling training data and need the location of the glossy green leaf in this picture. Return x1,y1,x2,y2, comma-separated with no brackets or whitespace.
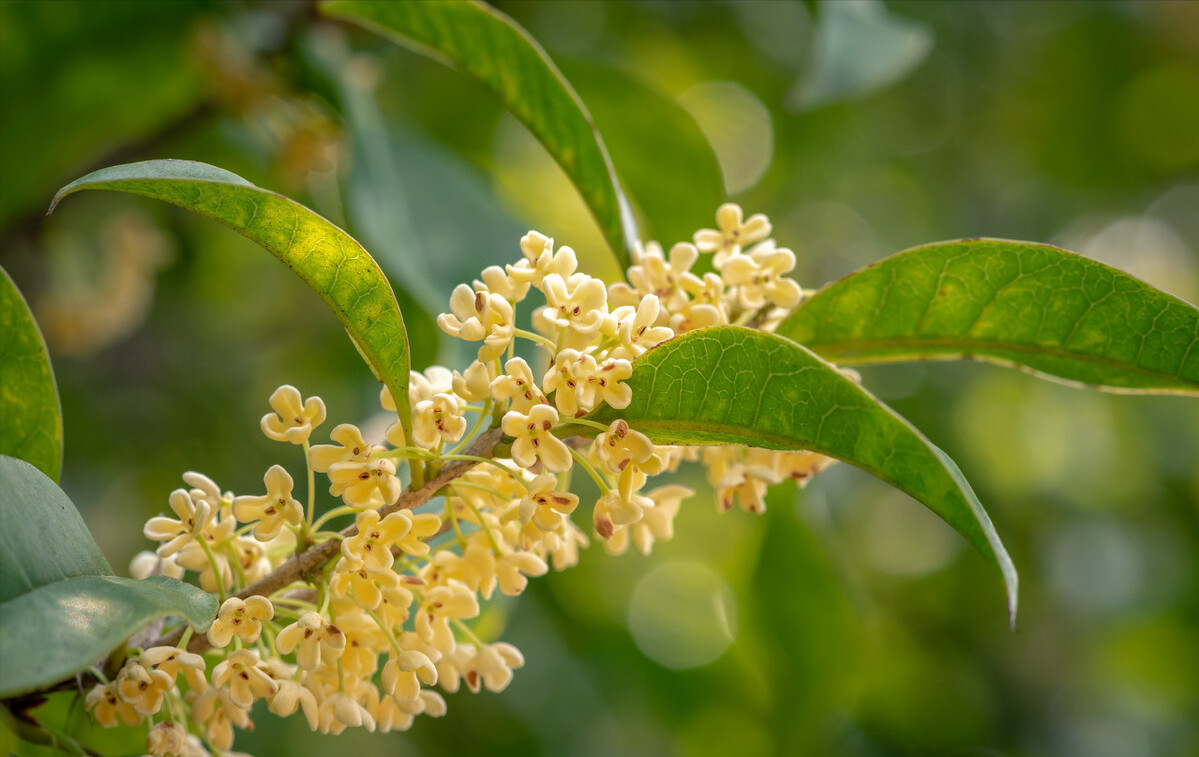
0,267,62,481
0,574,216,698
584,327,1017,621
558,58,724,249
778,239,1199,395
321,0,638,271
48,159,413,439
0,455,111,603
0,455,217,698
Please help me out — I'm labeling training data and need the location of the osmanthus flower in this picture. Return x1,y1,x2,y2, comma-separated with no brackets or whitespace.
506,230,578,286
693,202,772,267
437,642,525,694
327,605,387,678
609,294,674,361
332,556,411,611
230,533,274,585
212,649,278,709
540,272,608,337
331,456,403,510
451,359,496,404
416,580,481,655
546,517,591,572
518,474,580,532
475,264,530,303
190,688,252,751
276,611,346,670
718,475,769,514
85,682,142,727
115,662,174,716
310,423,375,473
318,692,377,735
128,550,184,581
595,420,658,475
680,269,731,314
436,284,516,361
457,529,548,599
146,721,187,757
143,485,217,558
412,392,467,449
593,488,655,539
603,484,692,556
611,241,700,310
669,297,726,335
260,384,327,444
490,357,548,414
376,576,423,629
371,687,447,733
381,649,438,703
268,679,319,731
384,366,454,411
541,349,585,416
342,509,415,572
494,543,548,597
232,464,302,541
140,645,207,694
721,239,803,310
742,447,836,488
502,404,572,473
575,354,633,411
207,595,274,648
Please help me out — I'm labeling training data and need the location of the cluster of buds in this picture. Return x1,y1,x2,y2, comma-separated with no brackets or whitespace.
89,205,836,756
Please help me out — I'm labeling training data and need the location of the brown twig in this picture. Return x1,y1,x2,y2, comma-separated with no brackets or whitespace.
156,427,507,655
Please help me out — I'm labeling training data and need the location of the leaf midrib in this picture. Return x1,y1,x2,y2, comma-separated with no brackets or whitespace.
806,334,1196,385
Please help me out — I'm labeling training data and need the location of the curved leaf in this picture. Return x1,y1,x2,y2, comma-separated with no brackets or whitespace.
48,159,413,439
321,0,638,271
0,267,62,481
0,455,110,603
0,455,217,698
0,574,216,698
584,327,1017,621
558,58,725,249
779,239,1199,395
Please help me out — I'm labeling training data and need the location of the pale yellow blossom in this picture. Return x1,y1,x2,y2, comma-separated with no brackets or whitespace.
693,202,771,267
275,611,346,670
412,392,467,449
490,357,548,414
260,384,326,444
232,464,303,541
502,404,572,473
206,595,273,648
85,683,141,727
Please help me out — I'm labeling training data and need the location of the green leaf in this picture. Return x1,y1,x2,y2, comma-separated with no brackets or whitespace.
0,455,217,698
558,58,725,249
584,327,1017,621
0,267,62,482
0,574,216,698
778,239,1199,395
321,0,638,271
0,455,110,603
48,159,413,439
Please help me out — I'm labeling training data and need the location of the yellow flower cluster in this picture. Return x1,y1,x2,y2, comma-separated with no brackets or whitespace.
97,205,835,757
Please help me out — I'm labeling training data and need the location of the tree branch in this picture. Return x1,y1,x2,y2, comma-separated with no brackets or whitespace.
156,427,506,654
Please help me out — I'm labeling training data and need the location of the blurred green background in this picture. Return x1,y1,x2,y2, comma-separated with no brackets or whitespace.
2,1,1198,755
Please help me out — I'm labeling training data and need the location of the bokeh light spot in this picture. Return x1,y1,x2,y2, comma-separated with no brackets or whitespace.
627,560,736,670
